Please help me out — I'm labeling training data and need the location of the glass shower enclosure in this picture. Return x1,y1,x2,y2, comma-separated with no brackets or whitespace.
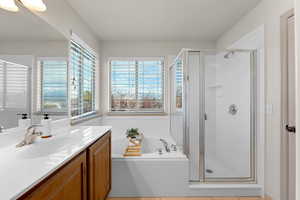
169,49,257,183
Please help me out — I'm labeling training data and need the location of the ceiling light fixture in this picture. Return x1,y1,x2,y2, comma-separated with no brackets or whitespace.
0,0,19,12
0,0,47,12
19,0,46,12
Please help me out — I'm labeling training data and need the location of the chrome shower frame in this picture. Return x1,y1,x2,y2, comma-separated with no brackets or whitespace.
169,49,258,183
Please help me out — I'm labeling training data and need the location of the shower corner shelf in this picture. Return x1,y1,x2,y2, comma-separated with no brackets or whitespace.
207,84,223,89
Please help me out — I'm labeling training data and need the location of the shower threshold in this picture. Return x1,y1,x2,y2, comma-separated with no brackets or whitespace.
188,183,263,197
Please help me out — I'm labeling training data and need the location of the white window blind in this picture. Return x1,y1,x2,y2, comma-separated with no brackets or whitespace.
0,60,28,110
110,58,164,112
70,40,96,118
39,59,68,113
0,62,3,109
175,59,183,109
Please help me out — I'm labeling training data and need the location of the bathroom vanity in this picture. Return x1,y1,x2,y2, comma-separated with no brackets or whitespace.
0,126,112,200
20,131,111,200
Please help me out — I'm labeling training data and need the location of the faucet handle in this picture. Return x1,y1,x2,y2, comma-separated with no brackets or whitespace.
171,144,177,151
26,125,43,137
156,148,163,155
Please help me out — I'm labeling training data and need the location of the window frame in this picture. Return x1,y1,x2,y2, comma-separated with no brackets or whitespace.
37,57,69,115
0,59,31,112
108,57,166,115
175,57,184,112
69,37,97,121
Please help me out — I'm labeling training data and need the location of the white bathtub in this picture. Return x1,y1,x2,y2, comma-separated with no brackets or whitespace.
110,136,189,197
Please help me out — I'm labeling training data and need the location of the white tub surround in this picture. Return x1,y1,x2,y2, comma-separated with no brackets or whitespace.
0,125,112,200
110,136,188,197
111,158,189,197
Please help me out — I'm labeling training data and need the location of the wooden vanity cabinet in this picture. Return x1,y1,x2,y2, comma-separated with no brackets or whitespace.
88,131,111,200
22,152,87,200
19,131,112,200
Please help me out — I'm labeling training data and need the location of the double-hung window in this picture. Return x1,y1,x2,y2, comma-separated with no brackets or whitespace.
110,58,164,113
0,59,29,111
70,40,96,118
38,58,68,113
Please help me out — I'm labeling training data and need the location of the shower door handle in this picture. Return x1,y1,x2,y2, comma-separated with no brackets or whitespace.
286,125,296,133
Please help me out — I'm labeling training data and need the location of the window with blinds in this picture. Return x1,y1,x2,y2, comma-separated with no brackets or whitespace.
0,60,28,110
175,59,183,109
0,62,3,109
110,58,164,112
70,40,96,118
39,59,68,113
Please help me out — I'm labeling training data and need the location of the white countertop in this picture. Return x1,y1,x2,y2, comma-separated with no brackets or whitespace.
0,125,112,200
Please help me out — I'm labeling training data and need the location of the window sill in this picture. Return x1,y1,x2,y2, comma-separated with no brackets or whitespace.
33,111,68,116
106,112,168,117
71,112,102,125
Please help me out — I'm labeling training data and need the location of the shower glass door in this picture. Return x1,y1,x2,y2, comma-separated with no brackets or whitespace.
204,50,256,182
169,55,185,151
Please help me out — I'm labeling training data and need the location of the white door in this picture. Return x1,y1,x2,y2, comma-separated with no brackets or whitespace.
287,15,296,200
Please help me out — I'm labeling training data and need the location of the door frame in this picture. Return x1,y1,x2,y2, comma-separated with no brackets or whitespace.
280,8,295,200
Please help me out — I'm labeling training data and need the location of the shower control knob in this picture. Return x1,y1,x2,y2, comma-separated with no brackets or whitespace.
285,125,296,133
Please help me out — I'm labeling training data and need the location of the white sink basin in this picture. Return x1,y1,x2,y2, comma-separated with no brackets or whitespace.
0,127,83,158
15,135,79,159
0,126,102,159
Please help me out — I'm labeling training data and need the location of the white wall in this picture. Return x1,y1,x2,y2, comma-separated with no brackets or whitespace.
32,0,99,53
217,0,294,199
0,41,68,57
295,0,300,199
103,116,170,140
0,55,34,68
217,2,266,50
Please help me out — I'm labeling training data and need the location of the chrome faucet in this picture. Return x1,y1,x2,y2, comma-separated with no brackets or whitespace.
16,125,43,148
160,139,170,152
170,144,177,151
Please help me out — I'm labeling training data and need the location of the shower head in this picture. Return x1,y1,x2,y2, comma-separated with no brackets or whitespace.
224,51,235,59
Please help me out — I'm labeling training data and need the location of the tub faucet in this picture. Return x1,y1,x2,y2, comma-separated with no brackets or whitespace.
160,139,170,152
171,144,177,151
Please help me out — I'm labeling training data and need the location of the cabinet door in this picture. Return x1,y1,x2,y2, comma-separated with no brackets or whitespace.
23,152,87,200
88,132,111,200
